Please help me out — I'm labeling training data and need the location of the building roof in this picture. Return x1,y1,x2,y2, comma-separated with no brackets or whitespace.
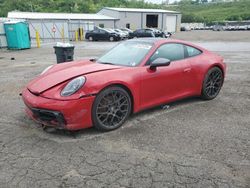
7,11,118,20
101,7,180,14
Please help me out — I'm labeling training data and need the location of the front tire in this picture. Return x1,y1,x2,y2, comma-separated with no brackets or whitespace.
88,36,93,41
109,36,114,42
92,86,131,131
201,67,223,100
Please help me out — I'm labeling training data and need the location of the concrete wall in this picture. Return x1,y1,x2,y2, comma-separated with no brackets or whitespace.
115,12,142,30
116,12,180,32
91,20,115,29
112,12,165,30
176,14,182,32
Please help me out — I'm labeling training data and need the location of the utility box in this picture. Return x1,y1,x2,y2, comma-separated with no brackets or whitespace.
4,21,31,49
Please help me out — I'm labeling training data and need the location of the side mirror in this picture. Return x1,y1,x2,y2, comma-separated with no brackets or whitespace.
150,58,171,70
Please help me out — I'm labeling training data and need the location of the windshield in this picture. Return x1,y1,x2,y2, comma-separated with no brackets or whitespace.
102,28,111,33
97,41,153,67
115,29,123,32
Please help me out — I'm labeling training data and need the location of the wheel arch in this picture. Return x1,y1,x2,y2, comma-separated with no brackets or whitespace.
203,63,225,81
207,64,225,85
211,64,225,77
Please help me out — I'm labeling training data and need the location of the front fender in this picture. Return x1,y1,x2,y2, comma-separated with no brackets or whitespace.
40,67,142,112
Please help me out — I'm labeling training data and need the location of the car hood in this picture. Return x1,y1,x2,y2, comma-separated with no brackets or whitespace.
27,60,121,94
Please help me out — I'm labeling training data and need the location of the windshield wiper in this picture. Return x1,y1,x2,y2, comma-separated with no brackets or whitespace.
98,61,115,65
90,58,97,62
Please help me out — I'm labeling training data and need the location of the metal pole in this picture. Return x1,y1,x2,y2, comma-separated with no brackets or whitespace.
75,30,78,41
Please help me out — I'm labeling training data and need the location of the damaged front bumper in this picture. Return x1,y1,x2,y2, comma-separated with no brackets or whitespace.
21,88,95,130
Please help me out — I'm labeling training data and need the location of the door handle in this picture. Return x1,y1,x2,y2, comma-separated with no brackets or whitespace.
183,68,191,73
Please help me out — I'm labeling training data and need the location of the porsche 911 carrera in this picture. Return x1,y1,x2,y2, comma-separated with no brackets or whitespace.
22,38,226,131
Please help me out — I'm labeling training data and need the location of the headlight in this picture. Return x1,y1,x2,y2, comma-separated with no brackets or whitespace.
41,65,53,75
61,76,86,96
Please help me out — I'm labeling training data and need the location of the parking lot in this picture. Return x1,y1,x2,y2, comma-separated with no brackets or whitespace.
0,30,249,188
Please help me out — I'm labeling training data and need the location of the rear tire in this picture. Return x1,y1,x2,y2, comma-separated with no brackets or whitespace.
92,86,131,131
88,36,93,41
201,67,223,100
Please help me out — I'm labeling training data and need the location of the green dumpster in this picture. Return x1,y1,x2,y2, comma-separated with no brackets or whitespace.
4,21,31,50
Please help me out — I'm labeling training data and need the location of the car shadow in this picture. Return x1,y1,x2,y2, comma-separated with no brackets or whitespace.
49,96,203,137
43,126,100,139
16,112,100,138
131,96,202,119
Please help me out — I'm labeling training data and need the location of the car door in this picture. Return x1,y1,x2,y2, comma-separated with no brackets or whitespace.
143,29,150,37
183,44,204,93
92,30,101,40
140,43,194,109
99,29,108,40
137,29,144,37
145,29,153,37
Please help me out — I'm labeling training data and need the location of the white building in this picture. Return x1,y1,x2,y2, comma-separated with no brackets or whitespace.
6,8,181,41
7,11,118,40
98,7,181,32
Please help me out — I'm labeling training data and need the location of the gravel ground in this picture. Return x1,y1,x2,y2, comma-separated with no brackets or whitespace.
172,30,250,42
0,31,249,188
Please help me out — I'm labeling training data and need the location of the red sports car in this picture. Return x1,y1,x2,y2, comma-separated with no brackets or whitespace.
22,38,226,131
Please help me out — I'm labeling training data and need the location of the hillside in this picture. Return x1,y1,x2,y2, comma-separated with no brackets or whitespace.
0,0,161,17
167,0,250,23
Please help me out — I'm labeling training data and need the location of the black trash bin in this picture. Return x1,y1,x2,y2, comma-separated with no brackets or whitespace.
54,46,74,63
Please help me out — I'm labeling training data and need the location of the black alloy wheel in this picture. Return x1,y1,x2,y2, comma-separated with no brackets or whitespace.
92,86,131,131
202,67,223,100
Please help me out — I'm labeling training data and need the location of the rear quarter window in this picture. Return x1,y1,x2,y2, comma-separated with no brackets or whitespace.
185,45,202,57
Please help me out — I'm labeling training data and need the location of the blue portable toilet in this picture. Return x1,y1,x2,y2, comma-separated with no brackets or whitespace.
4,21,31,50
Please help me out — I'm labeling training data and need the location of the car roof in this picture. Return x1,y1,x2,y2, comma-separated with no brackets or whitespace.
128,38,163,43
127,38,206,51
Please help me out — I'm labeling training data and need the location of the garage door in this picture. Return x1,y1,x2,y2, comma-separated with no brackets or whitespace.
166,15,177,32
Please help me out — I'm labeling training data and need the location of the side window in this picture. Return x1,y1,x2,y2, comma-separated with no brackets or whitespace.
148,43,185,64
185,45,202,57
99,30,106,34
93,30,99,33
